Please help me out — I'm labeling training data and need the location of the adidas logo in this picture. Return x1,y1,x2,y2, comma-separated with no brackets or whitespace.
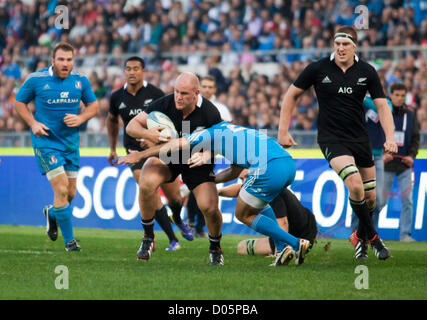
322,76,332,83
43,84,50,90
118,102,127,110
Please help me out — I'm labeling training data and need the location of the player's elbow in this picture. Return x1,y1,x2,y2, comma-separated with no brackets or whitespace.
85,101,99,120
14,100,25,111
93,101,100,114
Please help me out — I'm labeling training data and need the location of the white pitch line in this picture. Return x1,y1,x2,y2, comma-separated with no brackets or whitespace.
0,249,54,255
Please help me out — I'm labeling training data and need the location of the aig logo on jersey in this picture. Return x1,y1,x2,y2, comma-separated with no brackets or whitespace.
338,87,353,94
129,109,142,116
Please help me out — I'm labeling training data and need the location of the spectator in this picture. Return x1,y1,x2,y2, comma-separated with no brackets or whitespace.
1,0,426,140
1,51,21,80
382,83,420,242
418,98,427,130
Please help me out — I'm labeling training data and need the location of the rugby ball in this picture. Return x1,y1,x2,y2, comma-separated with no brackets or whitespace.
146,111,178,139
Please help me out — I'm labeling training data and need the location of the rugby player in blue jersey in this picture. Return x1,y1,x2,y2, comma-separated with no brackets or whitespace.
14,42,99,251
118,121,311,266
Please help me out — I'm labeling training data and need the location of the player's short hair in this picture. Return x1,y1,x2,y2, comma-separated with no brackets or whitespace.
200,75,216,85
124,56,145,69
390,83,407,93
52,42,75,58
335,26,358,44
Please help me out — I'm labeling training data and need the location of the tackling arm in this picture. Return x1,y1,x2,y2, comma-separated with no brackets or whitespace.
218,183,242,197
215,165,244,184
117,137,190,165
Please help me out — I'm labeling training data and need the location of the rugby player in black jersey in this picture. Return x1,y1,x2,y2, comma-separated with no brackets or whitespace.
125,72,225,265
217,171,317,258
107,56,184,253
278,26,397,260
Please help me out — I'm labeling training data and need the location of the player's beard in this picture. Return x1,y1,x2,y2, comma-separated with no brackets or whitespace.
53,64,72,79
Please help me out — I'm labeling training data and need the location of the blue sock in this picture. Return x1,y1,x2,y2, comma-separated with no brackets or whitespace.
51,204,74,244
249,214,299,251
259,205,277,221
259,206,282,250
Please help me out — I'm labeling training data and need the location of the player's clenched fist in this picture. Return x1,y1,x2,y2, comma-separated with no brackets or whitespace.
278,132,298,148
64,113,84,127
384,140,398,154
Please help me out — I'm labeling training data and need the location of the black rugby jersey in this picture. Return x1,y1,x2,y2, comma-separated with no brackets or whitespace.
293,53,385,144
109,81,164,150
145,93,222,137
270,189,317,240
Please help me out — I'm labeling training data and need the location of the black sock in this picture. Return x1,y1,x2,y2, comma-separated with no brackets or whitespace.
141,218,155,239
350,198,376,241
360,208,375,241
209,234,222,251
169,201,183,225
155,206,178,242
187,192,205,232
186,192,197,225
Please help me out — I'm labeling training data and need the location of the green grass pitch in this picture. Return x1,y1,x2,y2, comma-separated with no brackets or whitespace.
1,225,426,300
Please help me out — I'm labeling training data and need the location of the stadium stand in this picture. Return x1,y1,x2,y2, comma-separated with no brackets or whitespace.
0,0,426,147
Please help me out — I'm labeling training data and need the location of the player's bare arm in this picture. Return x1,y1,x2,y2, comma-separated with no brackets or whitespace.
217,168,249,196
118,137,189,165
373,97,398,154
106,112,119,165
218,183,242,197
14,100,50,137
64,100,99,127
188,150,213,168
215,165,244,184
278,84,305,148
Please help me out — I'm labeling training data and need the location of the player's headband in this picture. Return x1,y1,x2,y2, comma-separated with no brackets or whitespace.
334,32,356,47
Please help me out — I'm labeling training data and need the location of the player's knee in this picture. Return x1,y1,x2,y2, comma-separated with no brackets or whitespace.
234,210,249,225
139,177,160,196
200,204,219,219
54,185,69,203
365,193,376,211
345,174,365,200
67,190,76,203
167,193,182,206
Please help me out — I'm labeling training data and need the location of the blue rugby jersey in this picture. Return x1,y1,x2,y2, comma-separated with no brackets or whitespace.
15,66,97,151
185,121,290,169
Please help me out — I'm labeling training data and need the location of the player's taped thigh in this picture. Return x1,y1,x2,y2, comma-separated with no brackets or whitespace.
47,167,78,180
244,239,258,255
65,170,78,179
239,187,267,209
363,179,376,192
337,163,359,181
46,166,66,180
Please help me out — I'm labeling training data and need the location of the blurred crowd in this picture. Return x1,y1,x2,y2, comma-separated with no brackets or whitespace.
1,0,427,140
